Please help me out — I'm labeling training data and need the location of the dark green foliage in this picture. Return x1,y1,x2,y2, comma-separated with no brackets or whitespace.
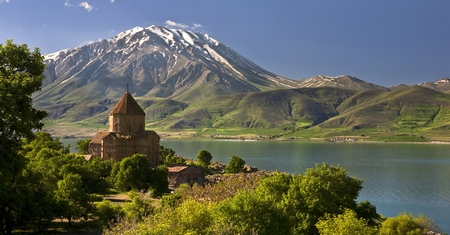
161,193,183,208
55,173,90,226
163,153,186,164
355,200,381,226
115,154,152,192
148,165,169,197
159,143,185,165
225,155,246,173
20,132,114,230
76,138,91,154
0,40,47,234
22,132,69,155
196,149,213,168
114,153,169,196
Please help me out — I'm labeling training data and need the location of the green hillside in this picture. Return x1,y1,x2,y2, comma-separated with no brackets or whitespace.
146,87,356,131
40,85,450,142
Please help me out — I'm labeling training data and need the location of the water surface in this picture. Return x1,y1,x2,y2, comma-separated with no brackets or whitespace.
161,140,450,232
62,138,450,232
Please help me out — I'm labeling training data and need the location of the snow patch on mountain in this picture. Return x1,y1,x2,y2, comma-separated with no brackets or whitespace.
203,44,243,76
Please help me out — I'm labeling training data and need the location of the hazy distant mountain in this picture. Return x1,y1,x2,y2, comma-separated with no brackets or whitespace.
390,78,450,93
418,78,450,93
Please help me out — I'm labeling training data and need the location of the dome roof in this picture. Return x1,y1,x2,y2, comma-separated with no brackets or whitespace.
109,90,145,115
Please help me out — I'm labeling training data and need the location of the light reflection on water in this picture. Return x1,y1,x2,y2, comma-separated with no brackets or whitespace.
61,139,450,232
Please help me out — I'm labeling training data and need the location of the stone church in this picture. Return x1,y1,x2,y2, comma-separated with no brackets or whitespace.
88,89,160,166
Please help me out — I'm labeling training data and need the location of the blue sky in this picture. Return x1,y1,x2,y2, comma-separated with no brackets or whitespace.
0,0,448,87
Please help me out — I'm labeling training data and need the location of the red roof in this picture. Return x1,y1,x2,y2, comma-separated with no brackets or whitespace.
109,90,145,115
90,132,109,144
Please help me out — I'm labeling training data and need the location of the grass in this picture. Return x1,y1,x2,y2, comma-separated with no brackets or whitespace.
44,121,449,144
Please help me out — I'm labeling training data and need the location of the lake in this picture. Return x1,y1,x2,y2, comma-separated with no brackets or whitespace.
62,138,450,232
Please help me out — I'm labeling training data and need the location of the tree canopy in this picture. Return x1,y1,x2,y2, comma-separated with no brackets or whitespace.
225,155,246,173
0,40,47,235
196,149,213,168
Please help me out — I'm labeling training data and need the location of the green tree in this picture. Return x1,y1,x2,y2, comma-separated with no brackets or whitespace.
163,152,186,165
122,191,155,221
196,149,213,168
284,163,363,234
55,173,90,226
75,138,91,154
215,188,290,235
379,212,440,235
22,132,69,156
148,165,169,197
93,200,123,229
355,200,381,226
255,172,292,202
86,157,115,195
115,154,152,191
0,39,46,234
159,145,175,164
225,155,246,173
316,209,377,235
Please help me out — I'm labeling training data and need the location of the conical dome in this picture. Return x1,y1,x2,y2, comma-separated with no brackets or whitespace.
110,90,145,115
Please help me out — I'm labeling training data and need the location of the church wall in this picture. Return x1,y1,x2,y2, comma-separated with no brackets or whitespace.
100,134,159,165
102,135,117,160
88,143,102,157
134,134,160,166
109,114,145,133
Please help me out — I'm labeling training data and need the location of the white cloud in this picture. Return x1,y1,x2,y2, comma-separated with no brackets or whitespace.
110,0,115,2
165,20,204,30
193,23,203,29
64,0,72,7
0,0,11,3
78,1,94,11
165,20,189,29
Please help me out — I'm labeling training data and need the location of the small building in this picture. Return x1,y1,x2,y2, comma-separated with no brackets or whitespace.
167,165,205,189
88,89,160,166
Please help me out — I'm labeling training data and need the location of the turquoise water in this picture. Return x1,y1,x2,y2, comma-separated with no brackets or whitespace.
62,139,450,232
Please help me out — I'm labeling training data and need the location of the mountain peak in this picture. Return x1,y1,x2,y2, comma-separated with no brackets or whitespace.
38,25,297,105
299,75,388,91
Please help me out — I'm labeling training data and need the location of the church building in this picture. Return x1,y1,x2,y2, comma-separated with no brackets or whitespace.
88,89,160,166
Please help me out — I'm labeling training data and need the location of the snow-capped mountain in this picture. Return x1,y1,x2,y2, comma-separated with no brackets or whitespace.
35,25,299,104
389,78,450,93
418,78,450,93
298,75,388,91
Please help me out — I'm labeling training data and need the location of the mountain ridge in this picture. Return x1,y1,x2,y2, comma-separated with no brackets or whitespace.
34,25,450,138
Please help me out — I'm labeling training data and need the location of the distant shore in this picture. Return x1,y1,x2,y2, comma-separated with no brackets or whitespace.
43,125,450,145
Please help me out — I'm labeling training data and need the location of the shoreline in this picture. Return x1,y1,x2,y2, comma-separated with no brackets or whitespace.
42,125,450,145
